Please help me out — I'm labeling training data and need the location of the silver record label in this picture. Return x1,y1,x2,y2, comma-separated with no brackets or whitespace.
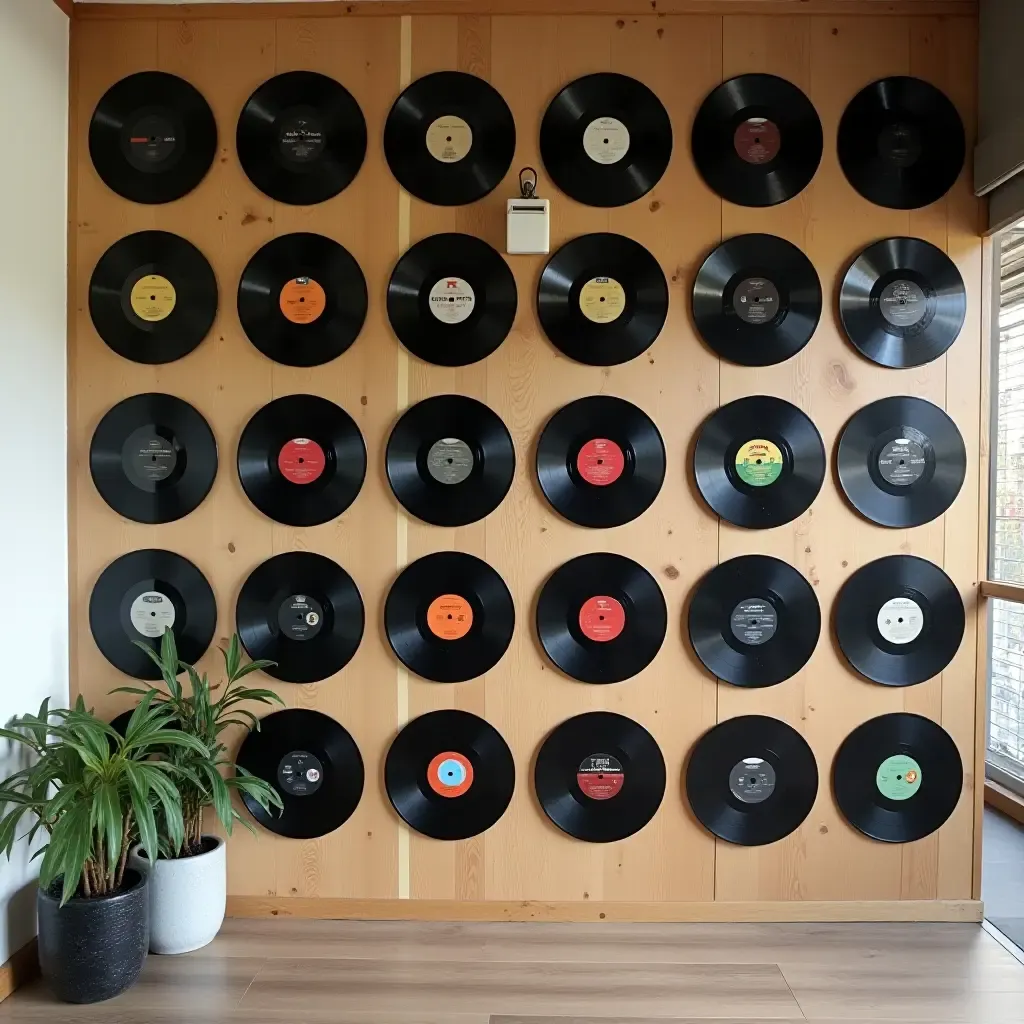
729,758,777,805
124,427,177,485
426,438,474,485
878,438,926,486
733,278,780,325
729,599,778,646
879,280,927,328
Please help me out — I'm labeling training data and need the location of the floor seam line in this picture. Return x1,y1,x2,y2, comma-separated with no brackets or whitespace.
232,956,268,1010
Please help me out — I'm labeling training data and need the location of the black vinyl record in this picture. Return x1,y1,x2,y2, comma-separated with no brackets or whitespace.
90,393,218,524
694,396,826,528
237,71,367,205
836,396,966,527
834,555,964,687
89,549,216,680
385,710,515,840
839,237,966,368
236,551,364,684
236,708,364,839
536,553,667,684
89,71,217,204
238,233,367,367
539,73,672,207
89,231,218,364
385,552,514,683
536,396,665,528
833,713,963,842
692,74,823,207
537,233,668,366
237,394,366,526
686,715,818,846
838,77,965,210
692,234,822,366
386,395,515,526
535,712,665,842
688,555,820,688
384,71,515,206
386,234,517,366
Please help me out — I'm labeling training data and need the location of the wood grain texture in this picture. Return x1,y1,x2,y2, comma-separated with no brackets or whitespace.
0,940,37,1006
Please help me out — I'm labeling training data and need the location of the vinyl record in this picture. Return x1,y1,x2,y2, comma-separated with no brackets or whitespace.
384,71,515,206
539,73,672,207
686,715,818,846
89,549,216,680
535,711,665,843
238,233,367,367
688,555,820,688
237,394,366,526
385,552,514,683
90,393,218,524
385,710,515,840
835,555,964,687
237,552,364,684
536,553,667,684
537,233,668,366
692,234,822,366
235,708,364,839
839,237,967,368
89,71,217,204
89,231,218,364
386,395,515,526
237,71,367,205
386,234,517,366
838,77,965,210
694,396,826,528
833,713,963,842
536,396,665,528
836,396,966,527
692,74,823,207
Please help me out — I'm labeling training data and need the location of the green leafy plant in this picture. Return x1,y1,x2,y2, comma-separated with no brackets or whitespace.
0,696,207,906
113,631,283,857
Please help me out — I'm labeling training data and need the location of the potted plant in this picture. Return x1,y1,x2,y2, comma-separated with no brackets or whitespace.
0,696,204,1003
116,631,282,954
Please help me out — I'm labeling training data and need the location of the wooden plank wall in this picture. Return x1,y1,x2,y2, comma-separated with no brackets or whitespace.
69,3,983,912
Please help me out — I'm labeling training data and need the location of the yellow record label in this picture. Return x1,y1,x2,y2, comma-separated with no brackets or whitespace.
425,115,472,163
735,439,783,487
130,275,176,323
579,277,625,324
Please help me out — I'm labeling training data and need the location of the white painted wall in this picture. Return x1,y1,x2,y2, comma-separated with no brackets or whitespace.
0,0,69,966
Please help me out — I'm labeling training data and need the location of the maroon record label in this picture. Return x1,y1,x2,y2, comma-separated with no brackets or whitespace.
733,118,781,165
576,754,624,800
577,438,625,486
278,437,326,485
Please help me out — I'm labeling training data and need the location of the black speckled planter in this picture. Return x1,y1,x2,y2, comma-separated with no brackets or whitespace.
37,869,149,1003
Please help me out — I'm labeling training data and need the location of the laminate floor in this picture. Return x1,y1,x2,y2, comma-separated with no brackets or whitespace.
3,919,1024,1023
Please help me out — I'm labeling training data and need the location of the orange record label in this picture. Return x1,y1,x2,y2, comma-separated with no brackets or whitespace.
577,438,625,486
427,751,474,797
427,594,473,640
578,595,625,643
280,277,326,325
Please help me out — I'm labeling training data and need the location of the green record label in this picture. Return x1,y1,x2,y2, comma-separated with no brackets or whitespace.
876,754,922,801
735,439,783,487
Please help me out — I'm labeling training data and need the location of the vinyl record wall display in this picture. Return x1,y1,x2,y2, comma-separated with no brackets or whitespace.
89,72,217,204
89,231,218,364
89,549,216,680
90,393,218,524
537,234,668,366
539,73,672,207
237,71,367,205
384,71,515,205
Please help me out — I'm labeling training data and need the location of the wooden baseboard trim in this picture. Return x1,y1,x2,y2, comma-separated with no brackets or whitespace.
0,939,38,1005
227,897,983,924
986,779,1024,826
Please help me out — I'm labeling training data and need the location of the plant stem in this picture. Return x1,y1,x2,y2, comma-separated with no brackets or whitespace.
81,864,91,899
115,811,132,889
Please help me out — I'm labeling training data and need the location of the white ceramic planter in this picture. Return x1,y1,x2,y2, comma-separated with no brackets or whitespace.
129,836,226,954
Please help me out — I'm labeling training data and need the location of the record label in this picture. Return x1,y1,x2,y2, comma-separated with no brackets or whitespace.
734,279,779,324
426,438,474,484
277,438,326,485
876,754,921,800
278,112,325,163
576,754,624,800
734,119,781,164
579,277,625,323
427,751,474,797
127,114,176,168
880,280,927,327
124,429,177,482
577,438,625,486
130,275,176,322
878,438,926,486
130,591,175,637
583,117,630,165
429,277,476,324
879,123,922,168
729,758,776,804
279,278,326,325
578,596,625,642
876,597,923,645
278,594,324,641
735,439,783,486
427,594,473,640
426,115,472,163
730,599,777,645
277,750,323,796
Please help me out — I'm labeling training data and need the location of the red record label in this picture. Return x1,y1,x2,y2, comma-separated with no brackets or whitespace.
576,754,624,800
576,438,625,486
426,751,474,798
278,438,326,485
578,596,626,642
733,118,781,165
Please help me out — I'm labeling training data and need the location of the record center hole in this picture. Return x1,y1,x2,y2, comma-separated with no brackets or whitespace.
898,617,904,623
599,296,606,302
447,458,453,465
897,774,903,780
150,294,156,301
756,458,763,465
150,611,157,618
749,777,757,785
447,614,453,620
446,135,452,142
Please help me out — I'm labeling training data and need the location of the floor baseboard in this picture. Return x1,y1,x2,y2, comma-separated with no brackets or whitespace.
0,938,38,1004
